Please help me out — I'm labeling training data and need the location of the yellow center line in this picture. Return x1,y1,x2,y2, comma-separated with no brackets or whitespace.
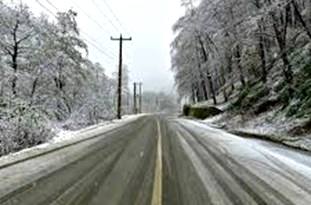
151,119,163,205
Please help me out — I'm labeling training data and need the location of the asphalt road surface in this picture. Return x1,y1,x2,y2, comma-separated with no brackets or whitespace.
0,115,311,205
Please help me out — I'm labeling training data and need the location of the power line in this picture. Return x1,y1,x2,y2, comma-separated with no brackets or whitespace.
41,0,117,58
44,0,59,12
35,0,56,16
92,0,132,58
98,0,130,35
79,30,118,59
65,1,131,61
90,0,121,34
35,0,117,63
67,0,112,34
63,0,122,53
81,33,116,60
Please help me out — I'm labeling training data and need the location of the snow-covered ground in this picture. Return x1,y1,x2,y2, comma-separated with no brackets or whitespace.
189,84,311,152
199,110,311,152
0,114,147,166
52,114,143,143
178,118,311,178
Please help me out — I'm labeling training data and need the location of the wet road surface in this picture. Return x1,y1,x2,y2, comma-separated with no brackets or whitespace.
0,115,311,205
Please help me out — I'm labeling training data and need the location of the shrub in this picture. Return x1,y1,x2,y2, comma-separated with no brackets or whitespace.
254,98,280,115
231,82,270,111
188,106,223,119
283,56,311,118
245,85,269,106
231,86,250,109
183,104,191,116
0,98,53,156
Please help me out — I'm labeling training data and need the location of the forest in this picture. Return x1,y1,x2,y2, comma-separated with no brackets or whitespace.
0,1,131,155
172,0,311,124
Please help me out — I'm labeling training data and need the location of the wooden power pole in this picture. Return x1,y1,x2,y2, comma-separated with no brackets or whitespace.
138,83,142,113
111,34,132,119
133,82,137,114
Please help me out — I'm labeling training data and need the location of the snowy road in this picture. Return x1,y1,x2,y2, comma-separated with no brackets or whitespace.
0,115,311,205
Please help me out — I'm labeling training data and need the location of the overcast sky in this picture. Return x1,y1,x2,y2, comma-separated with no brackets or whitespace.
10,0,184,92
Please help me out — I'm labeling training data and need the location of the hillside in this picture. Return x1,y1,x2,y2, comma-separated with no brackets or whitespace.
171,0,311,150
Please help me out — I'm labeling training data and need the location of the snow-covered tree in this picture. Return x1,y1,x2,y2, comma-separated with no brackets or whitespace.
0,2,119,156
171,0,311,105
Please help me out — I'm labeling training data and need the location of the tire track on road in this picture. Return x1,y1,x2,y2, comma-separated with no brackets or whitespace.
0,118,149,205
161,119,184,205
150,119,163,205
255,149,311,195
178,122,296,205
163,119,213,205
49,118,153,205
118,120,157,205
175,125,248,205
0,116,148,171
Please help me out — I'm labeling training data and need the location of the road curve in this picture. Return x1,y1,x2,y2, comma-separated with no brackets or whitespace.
0,115,311,205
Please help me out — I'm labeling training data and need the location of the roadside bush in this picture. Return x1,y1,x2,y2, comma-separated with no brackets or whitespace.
0,98,53,156
231,82,270,111
254,98,280,115
183,104,191,116
231,86,250,109
284,55,311,118
188,106,223,119
245,85,269,106
279,85,293,105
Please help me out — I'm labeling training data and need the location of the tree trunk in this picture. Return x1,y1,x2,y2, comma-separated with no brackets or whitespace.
11,40,18,96
226,54,235,92
291,0,311,40
307,0,311,25
271,5,293,85
196,34,211,102
30,77,39,100
208,74,217,105
235,44,246,87
223,87,228,103
201,78,208,101
191,84,196,104
11,51,18,96
10,20,21,97
258,20,267,82
220,66,228,102
196,86,201,102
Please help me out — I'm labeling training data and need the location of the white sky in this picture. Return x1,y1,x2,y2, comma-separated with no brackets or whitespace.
9,0,184,92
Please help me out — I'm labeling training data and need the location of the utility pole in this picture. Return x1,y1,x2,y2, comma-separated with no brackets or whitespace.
133,82,137,114
111,34,132,119
138,83,143,113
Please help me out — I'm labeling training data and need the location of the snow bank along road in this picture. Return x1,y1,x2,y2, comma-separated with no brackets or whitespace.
0,115,311,205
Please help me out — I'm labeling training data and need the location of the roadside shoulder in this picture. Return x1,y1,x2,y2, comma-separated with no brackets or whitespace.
0,114,147,169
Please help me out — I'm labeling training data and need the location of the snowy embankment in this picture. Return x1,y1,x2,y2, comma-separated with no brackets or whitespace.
0,114,147,167
189,82,311,152
201,112,311,152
